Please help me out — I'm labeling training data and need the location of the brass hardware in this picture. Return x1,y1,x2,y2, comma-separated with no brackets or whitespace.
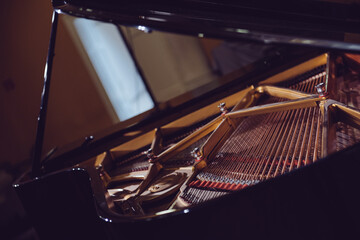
191,147,202,161
227,97,322,120
315,83,328,97
146,148,157,163
218,102,228,114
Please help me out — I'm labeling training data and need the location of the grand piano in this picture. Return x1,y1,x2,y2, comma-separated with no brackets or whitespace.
13,0,360,239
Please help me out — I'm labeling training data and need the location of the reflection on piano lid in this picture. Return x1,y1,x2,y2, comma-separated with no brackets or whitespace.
13,1,360,240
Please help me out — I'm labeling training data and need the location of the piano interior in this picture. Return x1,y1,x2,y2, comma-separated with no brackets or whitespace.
12,1,360,239
85,52,360,216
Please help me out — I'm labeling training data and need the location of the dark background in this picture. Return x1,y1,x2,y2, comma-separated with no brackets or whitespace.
0,1,52,239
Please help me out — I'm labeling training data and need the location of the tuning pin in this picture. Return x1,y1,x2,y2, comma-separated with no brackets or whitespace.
315,83,328,97
146,148,157,163
191,147,202,162
218,102,228,114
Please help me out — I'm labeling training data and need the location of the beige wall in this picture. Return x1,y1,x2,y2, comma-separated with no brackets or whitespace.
0,1,114,167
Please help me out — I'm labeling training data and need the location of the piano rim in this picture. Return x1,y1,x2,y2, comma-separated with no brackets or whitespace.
13,140,360,224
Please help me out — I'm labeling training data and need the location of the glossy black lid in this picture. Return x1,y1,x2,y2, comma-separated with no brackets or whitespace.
52,0,360,52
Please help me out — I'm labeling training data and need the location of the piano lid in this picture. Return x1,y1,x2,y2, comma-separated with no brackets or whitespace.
52,0,360,52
